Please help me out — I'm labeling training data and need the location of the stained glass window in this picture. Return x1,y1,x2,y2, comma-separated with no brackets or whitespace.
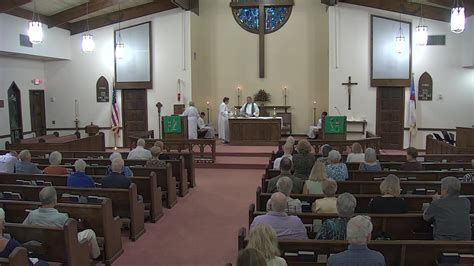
235,6,290,32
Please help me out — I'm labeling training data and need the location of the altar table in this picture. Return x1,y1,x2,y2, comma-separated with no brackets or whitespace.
229,117,281,146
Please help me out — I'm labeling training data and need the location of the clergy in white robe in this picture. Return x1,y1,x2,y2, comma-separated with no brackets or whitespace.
307,111,328,139
240,96,259,117
182,101,200,139
218,97,230,142
197,112,215,139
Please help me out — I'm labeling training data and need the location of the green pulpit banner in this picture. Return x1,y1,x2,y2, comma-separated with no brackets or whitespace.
324,116,345,134
163,116,182,133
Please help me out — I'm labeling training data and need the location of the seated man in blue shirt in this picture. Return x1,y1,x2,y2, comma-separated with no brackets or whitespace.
101,158,131,189
328,215,385,266
14,150,42,174
67,159,95,188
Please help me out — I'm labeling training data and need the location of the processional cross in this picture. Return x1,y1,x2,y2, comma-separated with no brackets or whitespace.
230,0,294,78
342,76,358,110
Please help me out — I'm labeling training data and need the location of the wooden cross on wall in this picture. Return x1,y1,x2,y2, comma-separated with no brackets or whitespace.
230,0,294,78
342,76,358,110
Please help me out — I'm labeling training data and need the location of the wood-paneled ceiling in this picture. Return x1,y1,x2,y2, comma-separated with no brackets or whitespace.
0,0,198,35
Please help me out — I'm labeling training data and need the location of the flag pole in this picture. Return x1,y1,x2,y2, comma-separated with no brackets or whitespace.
113,130,118,150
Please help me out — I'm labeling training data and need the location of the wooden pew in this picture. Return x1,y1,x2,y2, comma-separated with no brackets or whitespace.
336,180,474,195
0,183,145,241
0,172,163,223
0,199,123,265
345,161,473,171
255,187,474,213
248,204,474,240
0,247,29,266
5,133,105,152
5,219,90,266
31,157,189,197
238,228,474,266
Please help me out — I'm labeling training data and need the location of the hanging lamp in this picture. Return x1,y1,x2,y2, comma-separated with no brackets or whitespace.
415,3,428,46
395,12,405,54
115,1,125,59
451,0,465,33
28,0,43,44
81,2,95,52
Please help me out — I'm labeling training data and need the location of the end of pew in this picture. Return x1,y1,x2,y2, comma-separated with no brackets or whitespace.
129,184,146,241
4,247,28,266
248,204,255,229
238,227,247,251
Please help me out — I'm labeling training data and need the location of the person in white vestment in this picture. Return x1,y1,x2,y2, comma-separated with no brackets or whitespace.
197,112,215,139
307,111,327,139
240,96,259,117
182,101,200,140
218,97,230,143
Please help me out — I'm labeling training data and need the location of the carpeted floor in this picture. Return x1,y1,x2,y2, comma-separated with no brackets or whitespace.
113,168,262,266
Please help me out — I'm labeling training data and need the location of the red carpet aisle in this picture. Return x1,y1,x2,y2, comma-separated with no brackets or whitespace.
114,168,263,266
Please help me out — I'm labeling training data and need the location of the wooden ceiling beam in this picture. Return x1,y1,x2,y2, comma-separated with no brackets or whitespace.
0,0,32,13
5,8,70,30
48,0,121,28
427,0,474,16
169,0,199,15
69,0,177,35
333,0,451,22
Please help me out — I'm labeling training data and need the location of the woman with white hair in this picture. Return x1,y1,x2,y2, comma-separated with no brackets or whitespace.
303,161,328,194
182,101,200,139
43,151,68,175
327,216,385,265
67,159,95,188
326,150,348,181
316,193,356,240
312,179,338,213
358,148,382,172
0,208,48,265
14,150,42,174
368,174,407,213
106,152,133,177
346,143,365,163
246,224,287,266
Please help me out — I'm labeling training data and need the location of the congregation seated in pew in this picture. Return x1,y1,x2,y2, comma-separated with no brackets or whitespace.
358,148,382,172
400,147,423,171
423,176,472,240
251,192,308,240
316,144,332,165
43,151,68,175
326,150,348,181
266,177,302,213
145,147,167,168
267,158,303,194
153,141,171,160
0,151,18,174
0,208,48,266
292,139,315,179
127,138,152,160
274,136,295,159
303,161,327,194
246,224,287,266
101,158,132,189
67,159,95,188
368,174,407,214
316,193,356,240
15,150,41,174
327,215,385,266
273,142,293,170
312,179,338,214
107,152,133,177
23,187,101,259
346,142,365,163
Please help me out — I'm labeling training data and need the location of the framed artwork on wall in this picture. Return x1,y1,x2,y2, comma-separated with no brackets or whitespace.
114,22,152,89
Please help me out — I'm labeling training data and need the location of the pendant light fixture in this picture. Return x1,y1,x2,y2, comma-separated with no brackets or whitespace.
115,1,125,59
450,0,465,33
81,2,95,53
415,2,428,46
395,3,405,54
28,0,43,44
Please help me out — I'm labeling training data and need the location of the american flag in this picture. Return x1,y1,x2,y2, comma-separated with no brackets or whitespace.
408,73,417,144
111,89,120,135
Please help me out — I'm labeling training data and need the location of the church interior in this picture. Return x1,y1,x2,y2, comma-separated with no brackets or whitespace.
0,0,473,265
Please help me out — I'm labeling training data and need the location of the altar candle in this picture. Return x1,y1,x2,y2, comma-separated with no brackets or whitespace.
206,101,210,106
313,101,317,107
75,100,78,120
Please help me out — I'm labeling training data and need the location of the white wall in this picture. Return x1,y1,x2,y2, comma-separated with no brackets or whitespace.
329,4,474,149
0,56,46,148
0,14,70,60
44,8,191,147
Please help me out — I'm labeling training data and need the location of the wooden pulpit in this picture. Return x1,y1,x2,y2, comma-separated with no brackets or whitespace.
162,115,188,140
320,116,347,140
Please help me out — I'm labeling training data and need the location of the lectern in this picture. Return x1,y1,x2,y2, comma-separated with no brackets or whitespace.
320,116,347,140
162,115,188,140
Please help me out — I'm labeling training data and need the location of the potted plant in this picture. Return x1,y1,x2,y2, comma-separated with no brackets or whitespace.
253,89,271,106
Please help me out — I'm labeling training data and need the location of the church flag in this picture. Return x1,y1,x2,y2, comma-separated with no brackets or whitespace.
408,73,417,143
111,89,120,136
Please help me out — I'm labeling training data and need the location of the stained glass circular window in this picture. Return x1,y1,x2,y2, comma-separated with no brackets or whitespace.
232,1,292,34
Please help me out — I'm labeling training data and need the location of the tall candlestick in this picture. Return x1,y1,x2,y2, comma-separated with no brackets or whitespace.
237,87,241,106
283,87,288,106
206,101,210,124
74,100,79,120
313,101,317,126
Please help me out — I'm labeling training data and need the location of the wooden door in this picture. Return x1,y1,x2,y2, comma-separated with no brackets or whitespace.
7,82,23,143
376,87,405,150
122,89,148,147
29,90,46,137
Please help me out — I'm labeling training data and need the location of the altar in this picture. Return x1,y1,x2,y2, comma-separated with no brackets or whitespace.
229,117,282,145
